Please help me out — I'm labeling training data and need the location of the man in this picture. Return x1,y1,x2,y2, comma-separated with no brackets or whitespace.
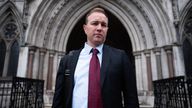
52,7,139,108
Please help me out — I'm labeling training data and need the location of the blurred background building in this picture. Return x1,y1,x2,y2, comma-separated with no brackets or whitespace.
0,0,192,107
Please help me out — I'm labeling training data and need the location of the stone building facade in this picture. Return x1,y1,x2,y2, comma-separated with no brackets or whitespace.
0,0,192,107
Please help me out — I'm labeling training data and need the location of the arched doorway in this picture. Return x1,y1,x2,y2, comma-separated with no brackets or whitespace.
66,9,134,64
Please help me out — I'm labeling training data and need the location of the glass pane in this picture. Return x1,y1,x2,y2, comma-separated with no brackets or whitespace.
7,41,19,76
0,40,6,76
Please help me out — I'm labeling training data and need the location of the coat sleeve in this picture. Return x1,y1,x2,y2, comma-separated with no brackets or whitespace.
122,51,139,108
52,55,69,108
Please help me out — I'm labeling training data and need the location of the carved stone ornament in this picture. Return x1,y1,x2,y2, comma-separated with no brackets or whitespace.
3,23,18,39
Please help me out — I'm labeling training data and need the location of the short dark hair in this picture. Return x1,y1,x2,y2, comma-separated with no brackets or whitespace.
85,7,108,24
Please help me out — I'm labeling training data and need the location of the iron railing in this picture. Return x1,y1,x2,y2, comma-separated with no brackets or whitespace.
0,77,12,108
0,77,44,108
153,76,192,108
187,76,192,108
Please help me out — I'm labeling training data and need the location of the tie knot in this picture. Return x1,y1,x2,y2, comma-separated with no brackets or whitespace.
92,48,99,55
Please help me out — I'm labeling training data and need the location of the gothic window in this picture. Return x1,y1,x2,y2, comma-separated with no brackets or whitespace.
0,40,6,76
0,20,20,77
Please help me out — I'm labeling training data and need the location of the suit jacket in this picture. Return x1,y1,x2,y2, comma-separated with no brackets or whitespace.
52,45,139,108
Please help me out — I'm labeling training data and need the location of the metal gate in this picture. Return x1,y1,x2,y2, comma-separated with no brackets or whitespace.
0,77,44,108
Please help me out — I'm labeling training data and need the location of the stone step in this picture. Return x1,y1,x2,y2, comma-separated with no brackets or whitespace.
140,105,154,108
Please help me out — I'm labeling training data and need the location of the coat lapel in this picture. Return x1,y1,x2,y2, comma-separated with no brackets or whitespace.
101,45,110,88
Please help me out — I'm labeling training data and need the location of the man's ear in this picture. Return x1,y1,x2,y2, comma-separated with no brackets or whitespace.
83,24,87,33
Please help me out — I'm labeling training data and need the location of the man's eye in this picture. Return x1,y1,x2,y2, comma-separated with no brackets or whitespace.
101,23,107,27
90,22,107,27
92,22,99,25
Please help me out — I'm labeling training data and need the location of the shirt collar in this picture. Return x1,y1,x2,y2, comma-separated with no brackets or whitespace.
83,43,103,55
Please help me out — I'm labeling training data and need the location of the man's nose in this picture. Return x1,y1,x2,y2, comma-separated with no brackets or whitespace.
96,24,102,30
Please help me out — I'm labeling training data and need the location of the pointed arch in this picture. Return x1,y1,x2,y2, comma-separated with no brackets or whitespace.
27,0,178,53
26,0,148,52
0,1,24,44
55,1,143,52
141,0,177,46
180,0,192,42
26,0,63,47
0,1,22,77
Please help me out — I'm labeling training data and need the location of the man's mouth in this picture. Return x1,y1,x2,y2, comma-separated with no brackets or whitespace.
94,34,102,37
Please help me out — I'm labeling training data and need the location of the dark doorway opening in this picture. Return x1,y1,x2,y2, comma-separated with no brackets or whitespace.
66,9,134,63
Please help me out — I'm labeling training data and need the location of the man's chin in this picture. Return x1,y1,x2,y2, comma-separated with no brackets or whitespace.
94,41,104,46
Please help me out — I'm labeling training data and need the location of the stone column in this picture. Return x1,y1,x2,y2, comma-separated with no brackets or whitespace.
47,50,55,90
172,45,185,76
134,51,143,90
153,48,163,79
144,50,153,91
27,46,36,78
37,48,46,79
164,46,175,77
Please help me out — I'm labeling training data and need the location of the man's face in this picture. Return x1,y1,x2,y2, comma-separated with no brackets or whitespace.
83,12,108,47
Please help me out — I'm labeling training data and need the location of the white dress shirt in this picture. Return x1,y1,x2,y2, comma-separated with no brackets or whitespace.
72,43,103,108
